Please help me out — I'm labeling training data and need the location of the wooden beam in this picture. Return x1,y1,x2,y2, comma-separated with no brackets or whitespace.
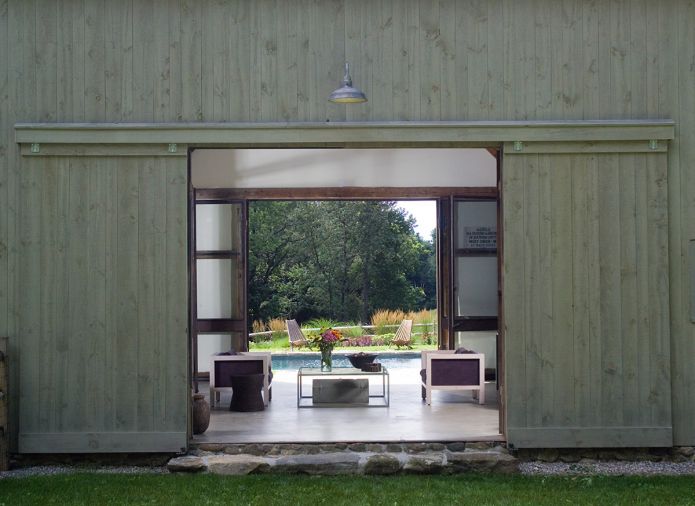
195,187,498,200
503,140,669,154
15,120,675,147
18,432,188,453
507,427,673,449
196,319,246,334
20,144,188,157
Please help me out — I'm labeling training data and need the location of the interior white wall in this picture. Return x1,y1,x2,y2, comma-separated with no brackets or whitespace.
198,334,232,373
455,331,497,370
191,148,496,188
196,204,236,373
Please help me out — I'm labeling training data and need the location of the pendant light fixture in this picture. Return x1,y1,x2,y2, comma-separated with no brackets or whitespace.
328,62,367,104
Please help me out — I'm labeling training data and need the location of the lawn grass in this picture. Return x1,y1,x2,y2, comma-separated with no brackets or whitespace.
1,473,694,506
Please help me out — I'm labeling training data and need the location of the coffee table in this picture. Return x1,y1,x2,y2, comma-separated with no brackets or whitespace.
297,367,390,408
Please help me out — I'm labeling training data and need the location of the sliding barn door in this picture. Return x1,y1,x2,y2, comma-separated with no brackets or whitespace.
503,148,671,448
18,155,189,453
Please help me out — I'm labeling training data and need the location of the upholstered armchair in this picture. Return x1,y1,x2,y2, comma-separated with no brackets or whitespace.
209,352,273,407
420,350,485,405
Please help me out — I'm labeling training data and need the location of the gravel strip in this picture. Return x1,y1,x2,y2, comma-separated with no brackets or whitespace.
4,460,695,478
520,460,695,476
0,465,169,480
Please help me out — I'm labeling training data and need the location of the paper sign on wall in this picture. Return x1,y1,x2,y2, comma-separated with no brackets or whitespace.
463,226,497,249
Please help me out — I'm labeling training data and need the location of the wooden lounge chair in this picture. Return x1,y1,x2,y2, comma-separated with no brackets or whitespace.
286,319,309,351
391,319,413,349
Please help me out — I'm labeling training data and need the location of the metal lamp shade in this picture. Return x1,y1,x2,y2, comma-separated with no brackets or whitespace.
329,63,367,103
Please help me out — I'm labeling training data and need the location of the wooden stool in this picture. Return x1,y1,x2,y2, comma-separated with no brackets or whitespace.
229,374,265,412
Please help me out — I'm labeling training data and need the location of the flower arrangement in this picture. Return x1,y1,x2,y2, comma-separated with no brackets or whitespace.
308,327,344,371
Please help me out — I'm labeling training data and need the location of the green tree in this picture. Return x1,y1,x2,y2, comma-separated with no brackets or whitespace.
248,201,436,326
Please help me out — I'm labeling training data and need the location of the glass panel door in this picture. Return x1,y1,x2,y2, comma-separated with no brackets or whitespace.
453,200,498,329
192,199,247,381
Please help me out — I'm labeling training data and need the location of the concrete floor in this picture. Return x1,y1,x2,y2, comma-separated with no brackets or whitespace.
193,368,502,444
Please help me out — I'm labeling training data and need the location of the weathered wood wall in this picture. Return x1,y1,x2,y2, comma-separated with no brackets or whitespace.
0,0,694,449
18,155,188,452
503,151,671,447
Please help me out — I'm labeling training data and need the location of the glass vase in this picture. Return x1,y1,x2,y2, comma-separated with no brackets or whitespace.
320,347,333,372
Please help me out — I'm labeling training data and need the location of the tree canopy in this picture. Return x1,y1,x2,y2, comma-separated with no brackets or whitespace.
248,201,436,325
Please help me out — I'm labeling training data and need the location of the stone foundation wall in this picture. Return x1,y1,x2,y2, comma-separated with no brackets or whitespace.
168,443,695,475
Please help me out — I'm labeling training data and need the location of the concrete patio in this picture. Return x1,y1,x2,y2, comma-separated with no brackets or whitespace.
193,368,501,444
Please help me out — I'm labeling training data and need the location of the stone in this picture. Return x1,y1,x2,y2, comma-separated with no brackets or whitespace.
197,443,226,452
223,446,244,455
167,455,205,473
266,445,282,456
272,453,361,475
206,455,270,475
386,444,404,453
348,443,367,452
167,456,205,473
320,444,343,453
579,450,599,460
191,449,214,457
536,449,560,462
427,443,446,451
280,444,305,456
558,451,581,463
490,445,511,454
447,451,519,474
466,442,493,451
405,443,429,454
363,455,401,475
241,444,265,456
446,442,467,452
404,453,445,474
613,448,640,461
365,444,384,453
638,452,664,463
676,446,695,458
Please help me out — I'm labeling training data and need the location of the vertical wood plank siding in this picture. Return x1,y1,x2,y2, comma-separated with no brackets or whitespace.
0,0,694,449
16,156,188,452
503,152,671,447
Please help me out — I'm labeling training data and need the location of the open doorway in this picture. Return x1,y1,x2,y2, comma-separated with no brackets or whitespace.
189,147,503,443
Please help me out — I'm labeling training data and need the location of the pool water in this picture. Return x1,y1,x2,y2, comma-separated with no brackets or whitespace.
271,352,421,370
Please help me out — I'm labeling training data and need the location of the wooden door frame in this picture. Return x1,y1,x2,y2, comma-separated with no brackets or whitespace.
12,120,674,448
189,192,249,392
188,147,504,440
193,184,498,349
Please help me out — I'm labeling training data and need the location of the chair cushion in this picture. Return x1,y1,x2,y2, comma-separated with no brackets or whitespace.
454,347,475,354
216,349,238,356
215,360,273,388
423,367,496,383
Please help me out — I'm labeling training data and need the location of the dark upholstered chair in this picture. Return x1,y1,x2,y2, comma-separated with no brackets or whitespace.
209,352,272,407
420,350,485,405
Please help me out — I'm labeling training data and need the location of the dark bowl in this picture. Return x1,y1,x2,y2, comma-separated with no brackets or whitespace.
347,352,378,369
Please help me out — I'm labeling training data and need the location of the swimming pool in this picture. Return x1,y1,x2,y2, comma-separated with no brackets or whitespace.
271,352,421,370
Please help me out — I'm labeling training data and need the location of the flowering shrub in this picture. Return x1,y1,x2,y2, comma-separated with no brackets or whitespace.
307,327,344,352
345,335,373,347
